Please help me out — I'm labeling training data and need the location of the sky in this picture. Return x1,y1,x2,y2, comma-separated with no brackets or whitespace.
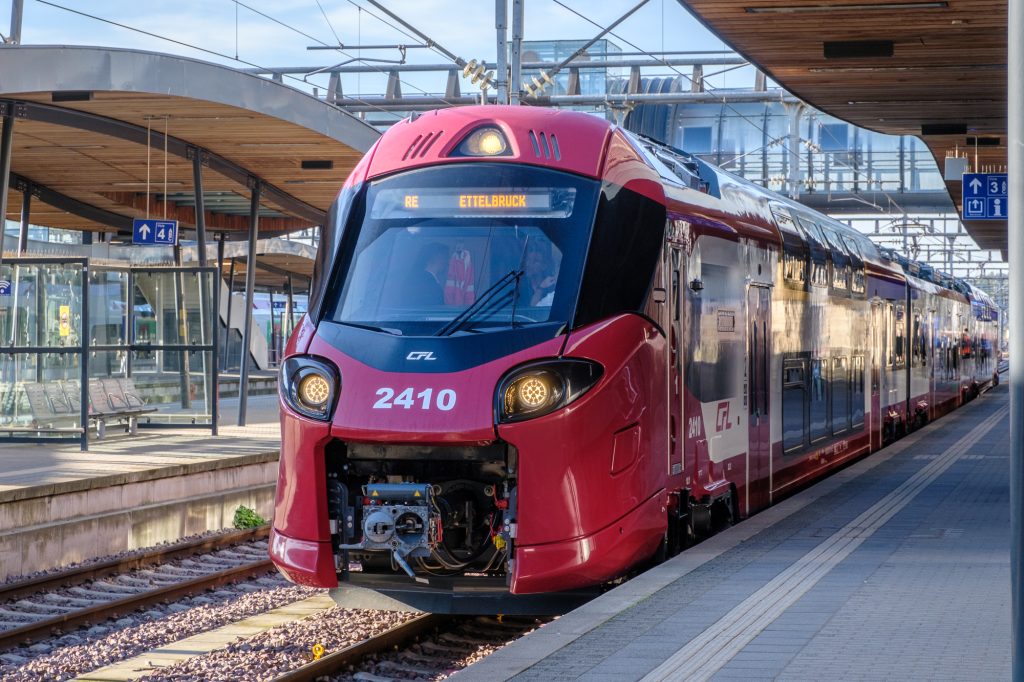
10,0,738,98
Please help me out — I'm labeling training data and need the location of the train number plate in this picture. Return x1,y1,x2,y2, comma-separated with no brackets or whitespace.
373,387,457,411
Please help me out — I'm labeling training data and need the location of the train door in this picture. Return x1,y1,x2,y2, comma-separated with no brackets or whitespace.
668,245,684,476
746,285,771,514
870,300,883,451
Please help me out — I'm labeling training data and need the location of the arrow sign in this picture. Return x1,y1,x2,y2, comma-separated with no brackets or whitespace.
133,218,178,245
962,173,1008,221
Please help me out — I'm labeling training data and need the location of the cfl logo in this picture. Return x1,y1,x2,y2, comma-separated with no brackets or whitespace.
406,351,437,361
715,401,732,432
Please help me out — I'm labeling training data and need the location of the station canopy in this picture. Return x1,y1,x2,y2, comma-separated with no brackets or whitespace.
679,0,1008,255
0,46,380,239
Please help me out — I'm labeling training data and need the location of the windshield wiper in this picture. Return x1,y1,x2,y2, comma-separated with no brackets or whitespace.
337,321,402,335
435,269,522,337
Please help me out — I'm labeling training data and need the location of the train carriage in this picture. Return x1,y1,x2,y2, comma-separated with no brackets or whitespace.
270,106,999,614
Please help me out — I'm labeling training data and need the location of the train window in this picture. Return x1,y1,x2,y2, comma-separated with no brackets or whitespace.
809,357,829,443
574,180,667,329
330,164,599,336
782,358,807,452
840,233,865,295
851,355,865,428
794,216,829,288
822,227,850,292
783,250,807,284
886,303,894,367
894,305,906,367
831,356,849,435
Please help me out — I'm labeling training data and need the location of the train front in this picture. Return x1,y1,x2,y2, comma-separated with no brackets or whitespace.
270,107,668,614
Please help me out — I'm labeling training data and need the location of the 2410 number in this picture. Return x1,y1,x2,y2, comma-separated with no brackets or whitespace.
373,387,457,411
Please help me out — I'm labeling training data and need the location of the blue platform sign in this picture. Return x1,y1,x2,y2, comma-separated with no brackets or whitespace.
132,219,178,245
962,173,1007,220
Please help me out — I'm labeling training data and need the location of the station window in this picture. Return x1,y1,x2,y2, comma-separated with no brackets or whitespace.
682,126,713,154
831,356,849,434
851,355,865,428
809,357,829,443
782,358,807,452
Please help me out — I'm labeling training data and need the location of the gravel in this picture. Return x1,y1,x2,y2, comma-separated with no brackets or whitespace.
133,607,415,682
0,584,317,682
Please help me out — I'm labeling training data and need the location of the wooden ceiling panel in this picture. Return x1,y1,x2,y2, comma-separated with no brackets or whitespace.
2,91,367,233
681,0,1008,253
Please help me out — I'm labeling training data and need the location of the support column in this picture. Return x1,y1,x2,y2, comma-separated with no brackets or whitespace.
1009,0,1023,676
9,0,23,45
223,257,235,371
509,0,523,105
786,103,804,200
0,112,14,261
238,180,260,427
192,149,208,267
18,184,30,254
495,0,508,105
192,147,213,428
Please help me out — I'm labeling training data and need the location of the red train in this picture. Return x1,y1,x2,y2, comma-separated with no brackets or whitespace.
269,106,1000,613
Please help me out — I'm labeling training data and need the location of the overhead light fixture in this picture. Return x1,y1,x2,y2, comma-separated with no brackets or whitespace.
239,142,322,148
111,181,186,188
23,144,106,150
746,2,947,13
825,40,894,59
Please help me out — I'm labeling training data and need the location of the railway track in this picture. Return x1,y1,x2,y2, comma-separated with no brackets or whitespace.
268,613,545,682
0,527,274,651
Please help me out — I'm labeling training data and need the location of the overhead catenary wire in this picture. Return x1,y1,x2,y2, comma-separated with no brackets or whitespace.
35,0,429,121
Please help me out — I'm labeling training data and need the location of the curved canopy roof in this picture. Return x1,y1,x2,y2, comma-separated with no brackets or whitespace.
679,0,1007,255
0,45,380,237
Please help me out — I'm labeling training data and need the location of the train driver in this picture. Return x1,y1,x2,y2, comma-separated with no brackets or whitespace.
403,242,450,306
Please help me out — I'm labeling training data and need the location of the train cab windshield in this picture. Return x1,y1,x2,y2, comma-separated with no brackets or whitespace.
331,164,599,336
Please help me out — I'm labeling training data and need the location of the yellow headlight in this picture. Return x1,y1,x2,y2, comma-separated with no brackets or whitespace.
298,373,330,407
463,127,508,156
516,376,550,409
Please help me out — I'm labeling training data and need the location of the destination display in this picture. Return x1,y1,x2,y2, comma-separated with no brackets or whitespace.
371,188,576,219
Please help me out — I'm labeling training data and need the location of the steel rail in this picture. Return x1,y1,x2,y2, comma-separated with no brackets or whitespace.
0,526,270,603
0,528,273,651
0,559,274,651
268,613,450,682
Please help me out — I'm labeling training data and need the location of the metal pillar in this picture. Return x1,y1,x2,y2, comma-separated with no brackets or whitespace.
786,103,804,200
268,288,276,365
223,257,235,371
1009,0,1023,676
9,0,23,44
192,150,207,267
0,113,14,260
495,0,508,104
510,0,523,105
238,180,260,426
192,148,214,427
17,185,30,253
286,274,295,338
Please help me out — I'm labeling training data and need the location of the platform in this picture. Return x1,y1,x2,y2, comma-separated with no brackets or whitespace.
0,395,281,579
460,383,1011,681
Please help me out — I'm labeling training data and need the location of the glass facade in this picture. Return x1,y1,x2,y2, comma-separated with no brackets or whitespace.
627,96,944,196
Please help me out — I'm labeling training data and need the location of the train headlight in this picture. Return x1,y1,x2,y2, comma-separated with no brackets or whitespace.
454,126,512,157
496,359,603,423
281,356,339,421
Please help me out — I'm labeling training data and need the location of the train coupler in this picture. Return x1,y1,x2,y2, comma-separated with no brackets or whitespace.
338,483,439,584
